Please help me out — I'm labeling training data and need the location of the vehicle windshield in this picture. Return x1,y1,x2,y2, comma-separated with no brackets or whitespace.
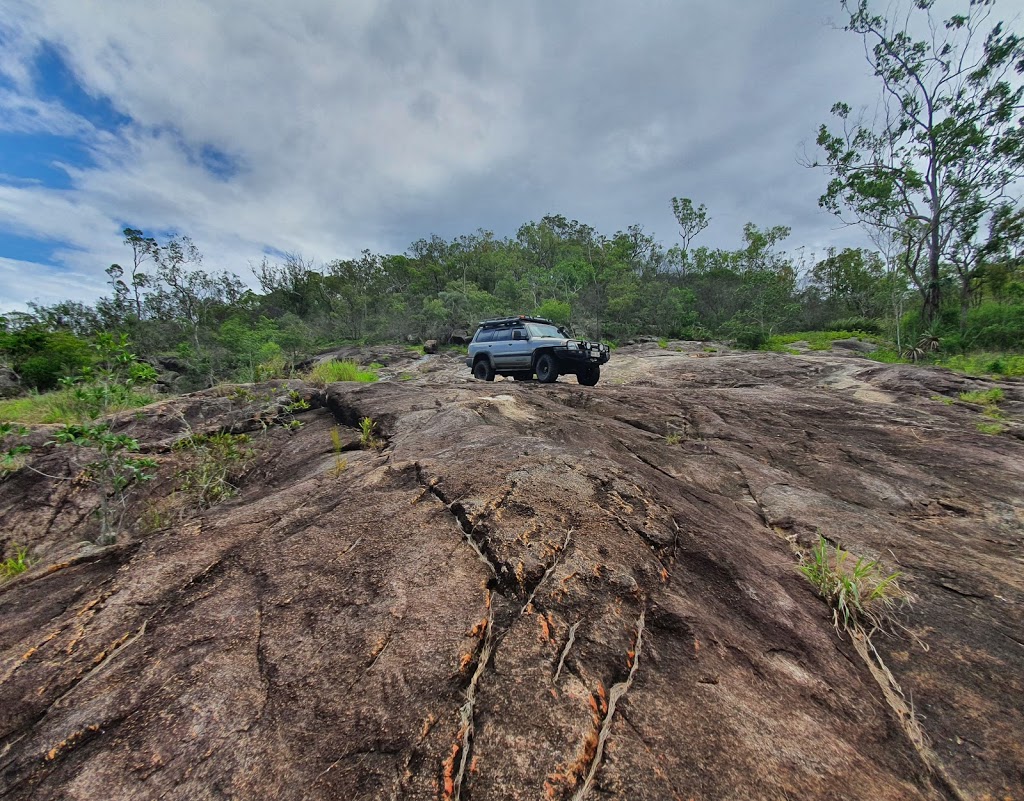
527,323,567,339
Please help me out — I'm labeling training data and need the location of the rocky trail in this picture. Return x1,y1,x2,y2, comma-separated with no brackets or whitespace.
1,345,1022,800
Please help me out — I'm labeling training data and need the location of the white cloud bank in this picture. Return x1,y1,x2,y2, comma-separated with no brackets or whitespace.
0,0,949,310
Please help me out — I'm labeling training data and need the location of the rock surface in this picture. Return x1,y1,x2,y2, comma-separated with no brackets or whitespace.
0,349,1022,801
0,366,23,399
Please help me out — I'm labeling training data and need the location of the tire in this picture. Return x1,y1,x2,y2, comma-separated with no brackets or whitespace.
473,358,495,381
577,364,600,386
535,353,558,383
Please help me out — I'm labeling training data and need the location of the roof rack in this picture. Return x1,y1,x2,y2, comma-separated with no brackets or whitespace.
476,315,553,328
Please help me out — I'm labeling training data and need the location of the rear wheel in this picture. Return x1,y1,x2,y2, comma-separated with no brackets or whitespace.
473,359,495,381
535,353,558,383
577,364,600,386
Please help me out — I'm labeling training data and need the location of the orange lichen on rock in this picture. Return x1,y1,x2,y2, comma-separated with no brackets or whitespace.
538,614,552,643
441,740,460,799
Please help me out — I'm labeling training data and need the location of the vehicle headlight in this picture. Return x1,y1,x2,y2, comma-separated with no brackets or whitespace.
565,340,578,349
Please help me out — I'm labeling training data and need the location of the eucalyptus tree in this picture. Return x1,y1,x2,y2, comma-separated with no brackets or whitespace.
813,0,1024,322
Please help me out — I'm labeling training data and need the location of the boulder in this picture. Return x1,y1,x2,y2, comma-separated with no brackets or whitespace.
0,366,23,398
422,339,439,354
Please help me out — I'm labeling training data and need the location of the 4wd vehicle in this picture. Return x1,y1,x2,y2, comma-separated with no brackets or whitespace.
465,316,610,386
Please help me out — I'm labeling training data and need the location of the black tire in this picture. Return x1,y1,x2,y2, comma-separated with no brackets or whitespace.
473,358,495,381
577,364,600,386
535,353,558,383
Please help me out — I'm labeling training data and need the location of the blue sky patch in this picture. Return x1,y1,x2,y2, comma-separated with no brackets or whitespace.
31,41,131,133
0,132,92,190
197,144,242,181
0,230,73,266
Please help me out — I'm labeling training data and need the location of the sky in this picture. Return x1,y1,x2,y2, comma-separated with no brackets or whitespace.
1,0,1022,311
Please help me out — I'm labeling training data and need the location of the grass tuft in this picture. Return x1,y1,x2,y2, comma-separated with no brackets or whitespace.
0,388,156,424
798,535,904,634
359,416,384,451
1,545,30,581
306,359,378,385
958,387,1004,406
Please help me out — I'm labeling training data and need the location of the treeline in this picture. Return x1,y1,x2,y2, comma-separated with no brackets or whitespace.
3,211,1023,392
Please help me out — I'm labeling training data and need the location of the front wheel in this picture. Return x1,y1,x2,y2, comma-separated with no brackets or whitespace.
577,364,600,386
473,359,495,381
535,353,558,383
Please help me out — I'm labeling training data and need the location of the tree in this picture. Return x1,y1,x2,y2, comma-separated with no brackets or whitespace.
671,197,709,255
813,0,1024,323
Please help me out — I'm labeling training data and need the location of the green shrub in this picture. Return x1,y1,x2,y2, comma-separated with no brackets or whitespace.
8,330,92,391
733,328,767,350
764,330,881,352
826,317,883,334
174,432,254,508
938,352,1024,378
307,359,378,384
51,424,158,543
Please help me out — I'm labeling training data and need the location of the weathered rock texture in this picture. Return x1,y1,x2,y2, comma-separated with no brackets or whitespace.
1,349,1022,800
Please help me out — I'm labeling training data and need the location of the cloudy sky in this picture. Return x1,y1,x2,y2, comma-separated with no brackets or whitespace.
1,0,1021,311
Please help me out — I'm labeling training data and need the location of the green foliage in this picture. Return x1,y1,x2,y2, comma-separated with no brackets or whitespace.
763,330,879,352
307,359,378,385
173,432,254,508
731,327,767,350
52,424,158,542
799,535,904,634
0,544,30,581
358,416,383,451
657,338,668,349
938,352,1024,378
976,421,1006,435
930,395,955,406
0,421,31,473
958,388,1004,407
865,348,906,364
0,326,92,390
60,333,158,421
535,299,571,326
665,432,682,445
826,316,883,335
813,1,1024,323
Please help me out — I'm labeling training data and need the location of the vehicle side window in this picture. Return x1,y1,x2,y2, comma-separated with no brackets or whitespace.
476,329,494,343
511,327,527,340
492,328,512,342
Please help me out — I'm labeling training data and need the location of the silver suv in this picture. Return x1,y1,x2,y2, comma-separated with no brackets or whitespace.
465,316,610,386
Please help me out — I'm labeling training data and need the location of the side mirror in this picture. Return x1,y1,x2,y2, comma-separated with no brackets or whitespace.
513,330,526,340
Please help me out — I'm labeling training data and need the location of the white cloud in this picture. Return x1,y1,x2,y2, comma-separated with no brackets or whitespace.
0,256,107,310
2,0,999,310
